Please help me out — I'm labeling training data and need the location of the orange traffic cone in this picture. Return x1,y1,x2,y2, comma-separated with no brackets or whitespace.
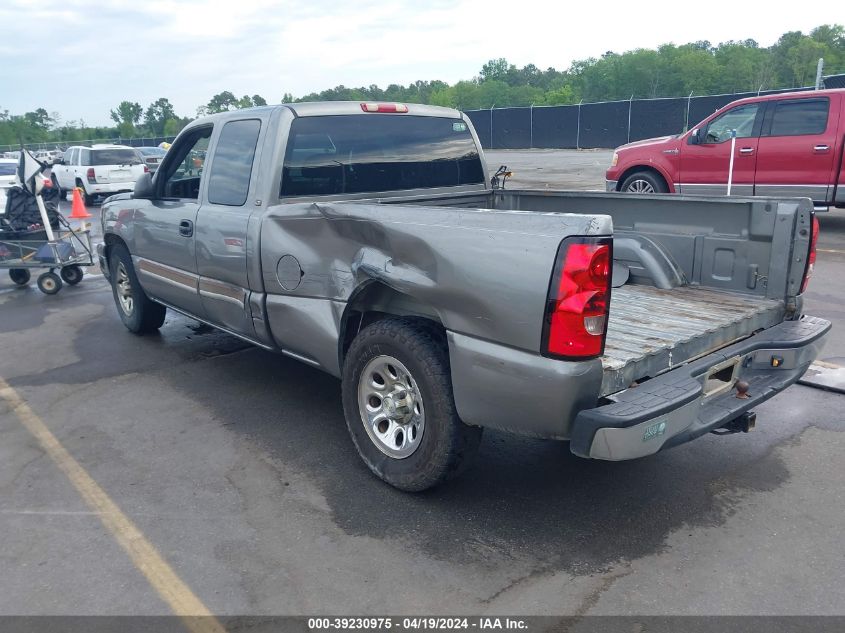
69,187,92,231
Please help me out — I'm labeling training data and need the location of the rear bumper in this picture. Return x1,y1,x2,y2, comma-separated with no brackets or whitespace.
87,182,134,196
605,179,618,192
570,315,831,460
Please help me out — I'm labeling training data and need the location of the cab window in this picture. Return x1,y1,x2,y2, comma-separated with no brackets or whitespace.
207,119,261,206
702,104,760,143
765,98,829,136
159,126,212,200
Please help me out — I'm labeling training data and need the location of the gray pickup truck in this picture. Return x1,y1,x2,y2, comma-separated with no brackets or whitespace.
98,102,830,491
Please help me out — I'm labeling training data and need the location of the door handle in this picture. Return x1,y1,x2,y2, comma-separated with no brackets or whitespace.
813,145,830,153
179,219,193,237
739,147,754,155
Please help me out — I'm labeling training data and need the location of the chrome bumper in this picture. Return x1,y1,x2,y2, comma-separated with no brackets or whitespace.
570,316,831,460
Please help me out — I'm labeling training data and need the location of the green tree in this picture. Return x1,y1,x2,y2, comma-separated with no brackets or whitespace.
110,101,142,137
163,118,187,137
480,58,512,82
787,37,827,86
144,98,177,136
206,91,238,113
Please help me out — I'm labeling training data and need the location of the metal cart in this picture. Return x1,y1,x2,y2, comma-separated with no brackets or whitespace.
0,217,95,294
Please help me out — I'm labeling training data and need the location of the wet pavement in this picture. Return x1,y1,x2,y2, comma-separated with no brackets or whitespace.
0,152,843,618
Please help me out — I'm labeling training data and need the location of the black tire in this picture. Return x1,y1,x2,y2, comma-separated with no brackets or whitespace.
619,170,668,194
9,269,31,286
341,317,483,492
60,265,84,285
109,243,166,334
77,180,95,206
37,272,62,295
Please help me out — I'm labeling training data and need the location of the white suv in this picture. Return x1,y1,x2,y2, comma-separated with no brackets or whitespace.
52,144,147,205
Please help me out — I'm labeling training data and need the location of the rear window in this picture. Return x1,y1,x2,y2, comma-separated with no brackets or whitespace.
0,164,16,176
768,98,829,136
281,114,484,197
137,147,167,157
89,149,142,166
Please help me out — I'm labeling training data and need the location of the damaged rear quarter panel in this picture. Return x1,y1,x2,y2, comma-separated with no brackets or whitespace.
258,200,611,376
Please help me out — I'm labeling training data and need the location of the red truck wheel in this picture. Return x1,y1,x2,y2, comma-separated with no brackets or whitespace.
620,170,668,194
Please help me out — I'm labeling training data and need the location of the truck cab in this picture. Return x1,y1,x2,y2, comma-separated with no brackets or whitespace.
606,88,845,208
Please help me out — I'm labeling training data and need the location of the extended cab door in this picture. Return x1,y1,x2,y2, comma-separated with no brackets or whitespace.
754,95,840,204
195,118,264,335
679,101,763,196
131,125,212,317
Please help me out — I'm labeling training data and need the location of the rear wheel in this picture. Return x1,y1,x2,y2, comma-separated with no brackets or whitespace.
109,243,166,333
9,269,31,286
341,317,482,491
620,170,668,194
60,265,84,285
76,180,95,206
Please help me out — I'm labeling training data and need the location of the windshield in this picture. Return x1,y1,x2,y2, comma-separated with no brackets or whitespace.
281,114,484,197
90,149,142,166
0,164,16,176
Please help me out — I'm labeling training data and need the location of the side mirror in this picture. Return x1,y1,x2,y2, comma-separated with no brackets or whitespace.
133,172,155,199
689,128,701,145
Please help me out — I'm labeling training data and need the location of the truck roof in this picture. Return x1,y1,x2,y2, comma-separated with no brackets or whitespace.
191,102,463,126
725,87,845,108
284,101,462,118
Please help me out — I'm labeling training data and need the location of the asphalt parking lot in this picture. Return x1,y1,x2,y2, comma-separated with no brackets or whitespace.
1,150,843,621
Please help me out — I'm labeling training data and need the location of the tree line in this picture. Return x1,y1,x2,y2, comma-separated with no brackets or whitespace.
2,24,842,148
0,92,268,148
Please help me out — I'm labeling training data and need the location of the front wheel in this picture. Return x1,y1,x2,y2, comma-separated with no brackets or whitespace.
109,243,166,333
619,170,668,194
37,272,62,295
341,318,482,491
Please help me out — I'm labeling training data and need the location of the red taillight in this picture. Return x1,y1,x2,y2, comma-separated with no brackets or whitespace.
360,102,409,113
800,215,820,294
86,167,96,184
143,165,150,173
542,237,613,359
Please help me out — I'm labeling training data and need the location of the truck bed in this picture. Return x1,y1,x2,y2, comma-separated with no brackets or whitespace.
601,285,785,396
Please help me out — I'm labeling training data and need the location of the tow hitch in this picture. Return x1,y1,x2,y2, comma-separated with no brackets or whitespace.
712,411,757,435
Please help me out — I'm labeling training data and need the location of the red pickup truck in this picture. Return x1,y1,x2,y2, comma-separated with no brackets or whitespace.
606,88,845,208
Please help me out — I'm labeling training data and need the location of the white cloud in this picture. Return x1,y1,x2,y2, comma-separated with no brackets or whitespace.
0,0,837,125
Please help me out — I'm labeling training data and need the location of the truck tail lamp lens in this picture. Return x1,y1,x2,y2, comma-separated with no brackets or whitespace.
542,237,613,359
360,103,409,113
800,215,820,294
86,168,96,184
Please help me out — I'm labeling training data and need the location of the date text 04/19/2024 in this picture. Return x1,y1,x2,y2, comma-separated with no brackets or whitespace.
307,617,528,630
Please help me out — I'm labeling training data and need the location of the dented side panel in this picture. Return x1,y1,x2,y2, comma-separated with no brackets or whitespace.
259,201,612,368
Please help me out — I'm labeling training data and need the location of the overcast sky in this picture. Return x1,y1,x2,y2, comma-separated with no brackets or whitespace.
0,0,836,126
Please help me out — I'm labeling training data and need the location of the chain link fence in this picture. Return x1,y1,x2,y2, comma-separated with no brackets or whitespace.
464,86,826,150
